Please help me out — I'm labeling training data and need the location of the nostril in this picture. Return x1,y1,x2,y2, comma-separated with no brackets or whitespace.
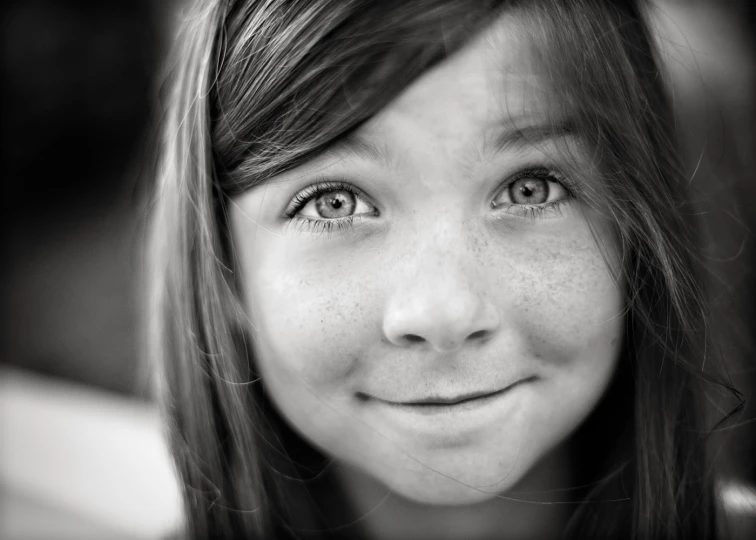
403,334,425,344
469,330,487,340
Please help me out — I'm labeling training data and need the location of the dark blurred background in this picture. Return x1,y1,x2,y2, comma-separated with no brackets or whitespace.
1,0,175,397
0,0,754,534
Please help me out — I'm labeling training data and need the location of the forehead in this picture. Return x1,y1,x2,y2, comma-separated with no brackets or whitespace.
355,14,551,149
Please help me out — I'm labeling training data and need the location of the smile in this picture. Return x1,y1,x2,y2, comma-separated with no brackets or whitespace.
359,377,536,416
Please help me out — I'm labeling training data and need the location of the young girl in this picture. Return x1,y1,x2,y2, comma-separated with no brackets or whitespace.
148,0,745,538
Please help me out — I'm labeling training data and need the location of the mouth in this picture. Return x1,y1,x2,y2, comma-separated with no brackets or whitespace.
359,376,535,411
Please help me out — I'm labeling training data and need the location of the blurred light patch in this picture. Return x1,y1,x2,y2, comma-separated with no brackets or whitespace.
0,367,181,539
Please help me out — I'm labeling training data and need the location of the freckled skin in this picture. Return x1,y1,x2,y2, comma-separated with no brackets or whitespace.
230,16,624,509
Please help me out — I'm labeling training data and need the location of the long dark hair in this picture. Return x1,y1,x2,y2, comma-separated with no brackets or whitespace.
148,0,741,538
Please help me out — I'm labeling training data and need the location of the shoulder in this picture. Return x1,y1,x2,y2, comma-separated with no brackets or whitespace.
719,480,756,540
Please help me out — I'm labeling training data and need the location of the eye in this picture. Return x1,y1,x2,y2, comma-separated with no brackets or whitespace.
287,181,378,221
492,167,571,209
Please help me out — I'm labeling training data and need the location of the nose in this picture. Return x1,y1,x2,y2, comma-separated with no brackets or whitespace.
382,251,501,354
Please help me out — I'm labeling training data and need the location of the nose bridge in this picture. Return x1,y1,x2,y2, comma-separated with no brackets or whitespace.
382,216,500,353
410,216,474,288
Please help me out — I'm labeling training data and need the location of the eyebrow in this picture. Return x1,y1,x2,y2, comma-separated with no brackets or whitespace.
490,119,574,154
326,132,397,170
322,118,575,168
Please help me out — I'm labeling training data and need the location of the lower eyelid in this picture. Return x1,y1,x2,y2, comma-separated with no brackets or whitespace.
490,198,573,220
286,214,365,237
300,202,378,223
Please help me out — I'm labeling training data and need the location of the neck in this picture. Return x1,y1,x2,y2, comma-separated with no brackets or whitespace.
332,445,576,540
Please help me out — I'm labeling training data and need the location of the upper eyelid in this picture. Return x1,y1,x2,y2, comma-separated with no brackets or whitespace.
488,166,574,202
502,168,563,185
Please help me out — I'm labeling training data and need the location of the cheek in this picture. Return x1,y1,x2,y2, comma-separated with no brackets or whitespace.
517,245,622,361
240,243,378,388
495,219,624,428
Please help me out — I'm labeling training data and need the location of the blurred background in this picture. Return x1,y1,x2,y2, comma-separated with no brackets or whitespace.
0,0,754,538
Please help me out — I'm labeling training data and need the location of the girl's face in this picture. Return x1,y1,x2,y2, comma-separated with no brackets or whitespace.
230,16,624,505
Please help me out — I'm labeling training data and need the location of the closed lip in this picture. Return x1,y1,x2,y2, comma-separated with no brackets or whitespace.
362,376,535,407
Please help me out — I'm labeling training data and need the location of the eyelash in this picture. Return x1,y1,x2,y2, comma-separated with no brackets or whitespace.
285,167,574,236
285,180,372,237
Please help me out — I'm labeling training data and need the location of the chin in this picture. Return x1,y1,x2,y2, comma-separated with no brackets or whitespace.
379,464,523,507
